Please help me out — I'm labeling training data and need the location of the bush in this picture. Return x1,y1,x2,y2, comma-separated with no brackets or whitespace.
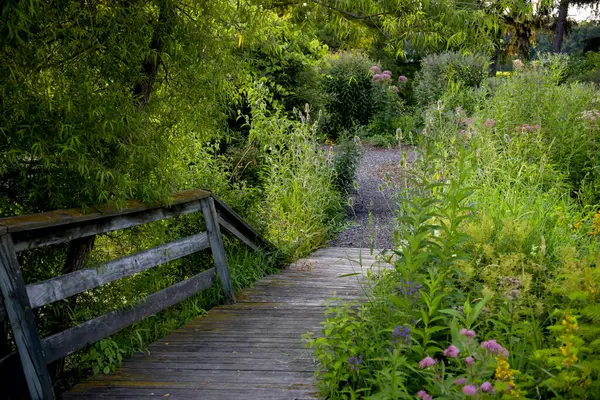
565,52,600,84
308,63,600,399
246,82,344,259
414,52,490,107
331,133,363,194
322,52,376,138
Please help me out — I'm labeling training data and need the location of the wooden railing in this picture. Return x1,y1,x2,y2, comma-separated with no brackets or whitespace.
0,189,274,399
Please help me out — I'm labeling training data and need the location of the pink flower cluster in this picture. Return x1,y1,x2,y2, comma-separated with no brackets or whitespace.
369,65,381,74
443,345,460,358
460,328,476,337
463,384,478,396
372,73,391,82
481,339,509,358
514,123,541,133
416,390,432,400
418,356,437,369
483,119,496,128
398,75,408,82
464,356,474,366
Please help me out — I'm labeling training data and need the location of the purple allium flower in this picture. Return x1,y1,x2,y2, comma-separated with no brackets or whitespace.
418,356,437,369
369,65,381,74
443,345,460,358
460,328,476,337
481,381,493,392
347,355,363,371
481,340,509,358
464,356,474,366
463,385,477,396
398,75,408,82
483,119,496,128
455,377,467,385
416,390,432,400
393,324,411,345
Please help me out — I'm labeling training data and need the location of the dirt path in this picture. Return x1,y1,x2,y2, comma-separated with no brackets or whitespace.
329,144,416,249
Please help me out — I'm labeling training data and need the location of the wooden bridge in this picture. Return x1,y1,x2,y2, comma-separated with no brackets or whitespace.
0,189,384,399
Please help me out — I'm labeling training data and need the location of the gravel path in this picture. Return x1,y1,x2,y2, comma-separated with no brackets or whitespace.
329,144,416,249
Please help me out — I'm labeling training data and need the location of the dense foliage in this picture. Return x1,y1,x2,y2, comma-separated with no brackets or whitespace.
308,58,600,399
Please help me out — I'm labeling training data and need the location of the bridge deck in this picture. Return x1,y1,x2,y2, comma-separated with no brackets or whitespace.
65,247,386,399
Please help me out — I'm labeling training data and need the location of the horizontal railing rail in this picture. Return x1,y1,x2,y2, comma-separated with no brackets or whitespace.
0,189,273,399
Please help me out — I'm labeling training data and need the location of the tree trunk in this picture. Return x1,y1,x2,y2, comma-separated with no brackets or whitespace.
553,0,569,53
132,0,173,106
48,236,96,386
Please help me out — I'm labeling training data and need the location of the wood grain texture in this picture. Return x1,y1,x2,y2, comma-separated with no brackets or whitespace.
11,200,204,252
0,235,55,399
26,232,209,309
64,247,385,400
0,189,210,235
43,268,216,363
201,197,235,304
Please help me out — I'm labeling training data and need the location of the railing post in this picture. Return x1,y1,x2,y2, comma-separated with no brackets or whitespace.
200,197,235,303
0,235,55,400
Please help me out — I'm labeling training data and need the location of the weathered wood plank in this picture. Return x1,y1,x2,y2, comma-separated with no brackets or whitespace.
42,268,216,363
11,200,204,252
0,235,55,399
212,194,274,250
201,197,235,303
26,232,209,309
217,215,259,251
64,248,380,400
0,189,210,235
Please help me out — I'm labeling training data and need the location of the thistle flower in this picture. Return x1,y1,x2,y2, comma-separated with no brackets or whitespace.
463,385,477,396
464,356,474,366
398,75,408,82
481,381,493,392
383,70,392,76
419,356,437,369
369,65,381,74
443,345,460,358
460,328,476,338
455,377,467,385
481,340,509,358
416,390,432,400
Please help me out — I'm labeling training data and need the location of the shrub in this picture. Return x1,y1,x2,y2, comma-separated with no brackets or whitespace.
322,52,376,138
308,64,600,399
246,82,344,259
331,133,363,194
414,52,490,107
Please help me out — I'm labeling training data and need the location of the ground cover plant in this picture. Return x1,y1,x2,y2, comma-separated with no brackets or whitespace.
307,59,600,399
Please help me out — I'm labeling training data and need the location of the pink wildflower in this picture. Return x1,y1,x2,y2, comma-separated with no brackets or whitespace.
369,65,381,74
443,345,460,358
461,117,474,126
481,381,493,392
464,356,474,366
418,356,437,369
455,377,467,385
416,390,432,400
460,328,476,337
481,340,509,358
383,70,392,76
372,74,382,81
462,385,477,396
483,119,496,128
398,75,408,82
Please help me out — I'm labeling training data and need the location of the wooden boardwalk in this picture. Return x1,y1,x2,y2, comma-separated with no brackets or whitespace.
65,247,386,400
